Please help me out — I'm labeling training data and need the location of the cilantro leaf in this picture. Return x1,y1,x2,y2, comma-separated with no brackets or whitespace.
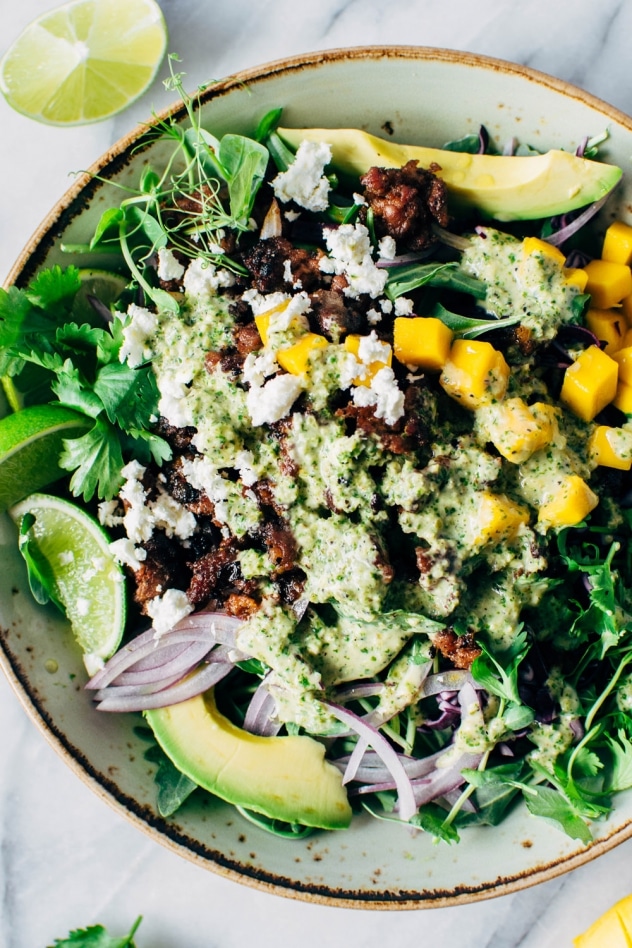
52,359,104,418
49,916,142,948
471,627,530,704
26,265,81,317
409,803,460,843
523,785,593,844
122,428,172,468
93,363,161,432
59,417,124,501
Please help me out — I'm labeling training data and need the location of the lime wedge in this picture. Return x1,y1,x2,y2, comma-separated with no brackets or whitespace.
9,492,126,674
0,404,91,510
0,0,168,126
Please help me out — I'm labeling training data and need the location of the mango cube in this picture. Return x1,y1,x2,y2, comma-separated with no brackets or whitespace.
584,258,632,309
621,293,632,325
344,333,392,386
522,236,566,265
602,220,632,266
585,308,627,354
480,397,555,464
537,475,598,528
563,267,589,291
277,333,329,375
588,425,632,471
613,346,632,386
560,345,618,421
439,339,510,409
614,381,632,414
393,316,453,370
467,491,529,548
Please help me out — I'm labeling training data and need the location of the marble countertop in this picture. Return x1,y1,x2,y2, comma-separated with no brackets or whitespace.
3,1,632,944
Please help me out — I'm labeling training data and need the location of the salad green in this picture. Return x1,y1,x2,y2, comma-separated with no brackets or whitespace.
3,59,632,844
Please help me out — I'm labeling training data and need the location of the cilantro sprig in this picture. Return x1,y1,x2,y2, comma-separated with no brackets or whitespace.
0,264,170,501
49,916,142,948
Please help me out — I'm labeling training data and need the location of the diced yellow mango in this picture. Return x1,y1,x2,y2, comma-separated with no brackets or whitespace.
277,333,329,375
613,346,632,387
254,301,291,346
622,328,632,348
522,236,566,265
614,381,632,414
602,220,632,266
621,293,632,325
480,397,554,464
344,333,392,386
560,345,618,421
537,474,598,528
574,894,632,947
467,491,530,547
585,308,627,354
439,339,510,409
584,258,632,309
588,425,632,471
563,267,589,291
393,316,453,370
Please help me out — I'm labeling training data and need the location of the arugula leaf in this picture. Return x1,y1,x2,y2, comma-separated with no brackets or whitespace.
409,803,460,843
523,785,593,844
235,806,314,839
59,417,125,501
385,262,486,301
605,729,632,792
142,743,198,818
431,302,522,339
49,916,142,948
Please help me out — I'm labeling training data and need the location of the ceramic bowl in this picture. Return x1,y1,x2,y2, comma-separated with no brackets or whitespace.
2,46,632,909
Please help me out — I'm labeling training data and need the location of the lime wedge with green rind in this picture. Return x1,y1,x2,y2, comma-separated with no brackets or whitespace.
0,404,91,510
9,492,126,675
0,0,168,126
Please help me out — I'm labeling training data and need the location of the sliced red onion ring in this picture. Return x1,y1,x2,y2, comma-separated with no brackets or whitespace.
546,192,611,247
95,662,234,712
326,703,417,822
335,745,448,784
113,641,216,687
334,682,385,702
342,736,370,785
409,751,483,809
243,679,281,737
431,224,472,252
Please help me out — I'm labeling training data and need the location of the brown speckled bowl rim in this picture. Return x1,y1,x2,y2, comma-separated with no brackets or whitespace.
3,44,632,909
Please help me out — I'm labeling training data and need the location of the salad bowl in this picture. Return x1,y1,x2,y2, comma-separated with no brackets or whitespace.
3,45,632,908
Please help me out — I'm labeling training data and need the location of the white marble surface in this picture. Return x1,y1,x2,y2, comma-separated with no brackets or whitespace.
2,1,632,944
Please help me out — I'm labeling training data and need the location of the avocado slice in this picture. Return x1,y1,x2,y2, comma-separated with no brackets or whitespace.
145,689,352,830
278,127,622,221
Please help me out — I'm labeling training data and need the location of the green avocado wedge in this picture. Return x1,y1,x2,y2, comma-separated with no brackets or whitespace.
145,689,353,830
278,127,622,221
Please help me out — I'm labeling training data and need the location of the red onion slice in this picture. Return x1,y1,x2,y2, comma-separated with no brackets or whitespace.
95,662,234,712
113,641,216,687
546,192,611,247
243,679,281,736
409,751,482,808
326,703,417,822
342,736,369,785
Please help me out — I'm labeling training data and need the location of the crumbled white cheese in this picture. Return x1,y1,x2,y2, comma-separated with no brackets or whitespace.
357,330,392,367
242,349,278,387
394,296,415,316
353,192,367,206
242,288,289,316
150,491,197,540
352,366,405,426
338,351,363,390
378,235,397,260
109,538,147,572
247,373,305,426
366,308,382,326
118,304,158,368
97,500,124,528
272,140,332,212
118,459,196,543
234,449,258,487
180,456,229,523
380,298,394,314
157,247,185,282
284,209,301,222
147,588,193,636
157,371,195,428
183,257,236,299
319,223,388,299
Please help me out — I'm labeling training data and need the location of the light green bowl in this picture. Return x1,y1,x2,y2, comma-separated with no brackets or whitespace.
2,46,632,908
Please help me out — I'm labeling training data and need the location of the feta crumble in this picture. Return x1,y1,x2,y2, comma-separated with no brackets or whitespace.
157,247,185,282
147,588,193,637
378,235,397,260
242,349,279,387
352,366,405,426
272,140,332,212
183,257,236,299
247,373,305,426
394,296,415,316
118,304,158,368
319,222,388,299
109,538,147,571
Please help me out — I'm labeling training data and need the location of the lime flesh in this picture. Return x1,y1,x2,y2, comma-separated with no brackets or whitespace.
0,404,91,510
9,492,125,675
0,0,168,125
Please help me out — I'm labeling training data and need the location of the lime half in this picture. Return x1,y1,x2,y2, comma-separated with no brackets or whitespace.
0,404,91,509
9,492,126,675
0,0,168,126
